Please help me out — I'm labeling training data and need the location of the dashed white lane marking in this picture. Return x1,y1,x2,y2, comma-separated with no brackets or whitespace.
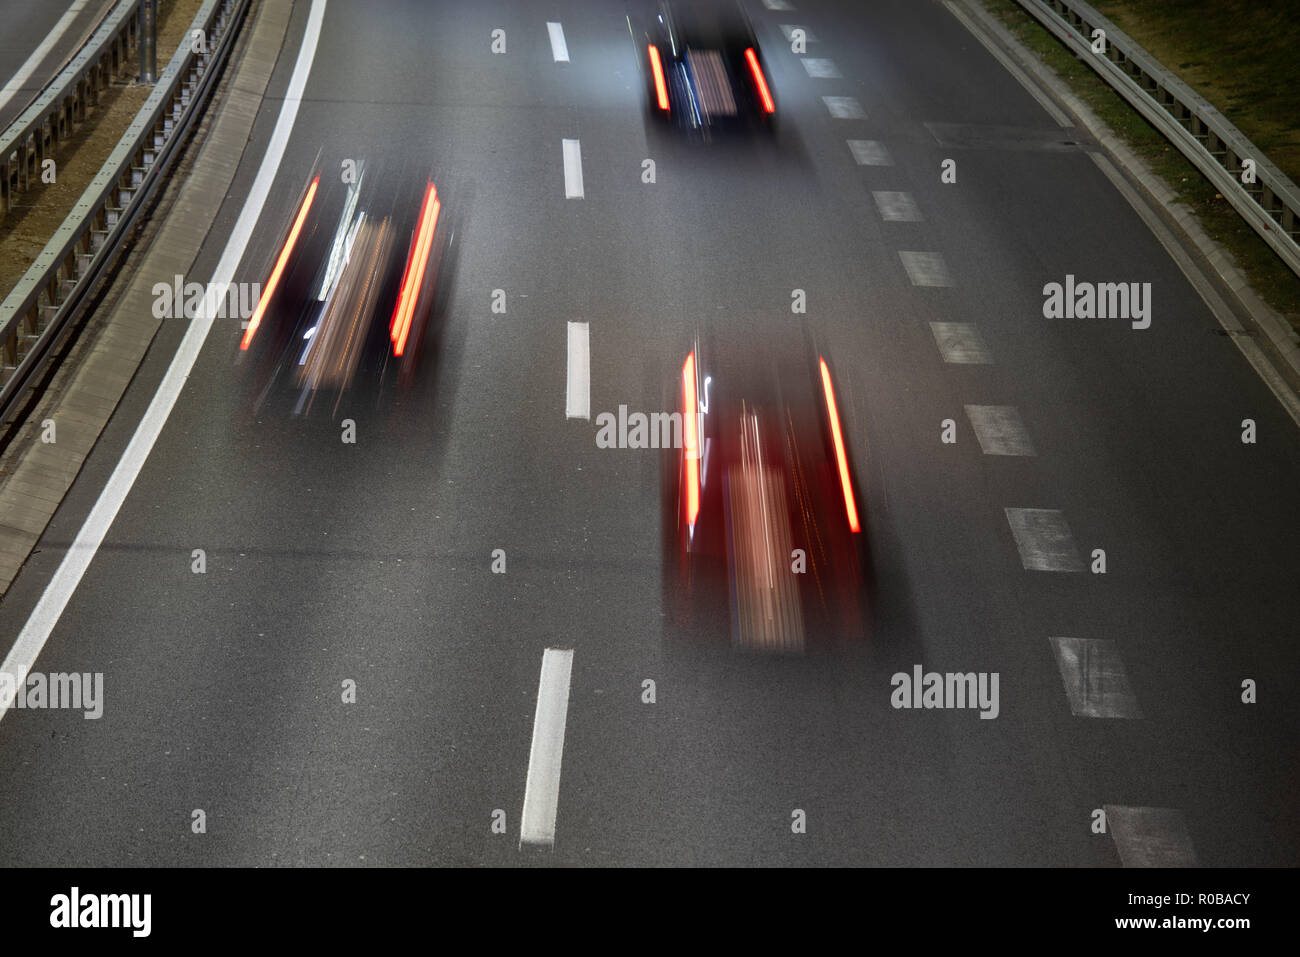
1050,637,1142,718
778,24,816,42
847,139,892,166
822,95,864,119
762,0,794,10
898,250,952,287
930,323,991,364
0,0,331,725
965,405,1035,455
801,58,840,78
520,648,575,847
1104,806,1198,867
0,0,90,114
941,0,1073,129
872,190,922,222
546,22,570,63
1004,508,1084,572
562,138,584,198
565,321,590,420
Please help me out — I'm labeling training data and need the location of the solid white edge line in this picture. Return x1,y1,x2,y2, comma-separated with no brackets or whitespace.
565,321,590,420
0,0,92,113
520,648,575,847
0,0,329,724
562,137,584,199
546,21,569,63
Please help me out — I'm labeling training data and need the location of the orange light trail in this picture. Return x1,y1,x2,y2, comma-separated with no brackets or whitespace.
683,351,700,530
820,357,860,533
241,175,319,351
648,45,669,111
390,181,440,357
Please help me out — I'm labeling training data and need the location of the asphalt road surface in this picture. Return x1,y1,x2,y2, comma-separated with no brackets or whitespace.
0,0,1295,866
0,0,114,129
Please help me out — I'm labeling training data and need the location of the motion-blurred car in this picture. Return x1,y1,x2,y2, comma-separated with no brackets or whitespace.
663,336,868,651
237,165,453,413
630,0,776,137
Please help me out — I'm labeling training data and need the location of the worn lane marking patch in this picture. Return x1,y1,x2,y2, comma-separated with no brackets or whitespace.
762,0,794,10
801,58,840,78
1004,507,1084,571
520,648,575,847
565,321,590,420
848,139,892,166
965,405,1035,456
898,251,952,287
546,22,569,62
1050,637,1142,718
1105,806,1198,867
930,323,991,363
562,138,584,198
872,190,922,222
779,24,816,42
822,95,864,119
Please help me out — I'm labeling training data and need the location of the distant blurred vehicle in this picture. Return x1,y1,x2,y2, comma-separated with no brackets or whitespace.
663,336,868,652
630,0,776,137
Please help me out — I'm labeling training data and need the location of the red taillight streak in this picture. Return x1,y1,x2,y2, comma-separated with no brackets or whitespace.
744,47,775,114
390,182,440,357
389,189,427,341
683,352,700,529
241,175,319,351
648,44,669,111
820,358,860,533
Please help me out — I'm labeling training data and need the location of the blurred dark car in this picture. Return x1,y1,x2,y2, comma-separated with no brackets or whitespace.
662,335,869,652
629,0,777,137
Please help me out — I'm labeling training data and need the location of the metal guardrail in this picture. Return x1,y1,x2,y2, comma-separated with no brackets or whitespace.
0,0,139,216
1013,0,1300,280
0,0,250,426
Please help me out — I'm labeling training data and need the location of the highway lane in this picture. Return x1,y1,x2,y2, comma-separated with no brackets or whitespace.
0,0,1296,866
0,0,113,129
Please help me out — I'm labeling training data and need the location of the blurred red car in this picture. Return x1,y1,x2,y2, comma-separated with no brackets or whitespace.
663,335,869,651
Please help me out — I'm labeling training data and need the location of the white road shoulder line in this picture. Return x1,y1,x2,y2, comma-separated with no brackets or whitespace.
562,137,584,199
1004,507,1084,572
1050,637,1142,718
0,0,329,725
0,0,90,113
1105,805,1198,867
565,321,590,420
546,22,569,63
520,647,575,847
